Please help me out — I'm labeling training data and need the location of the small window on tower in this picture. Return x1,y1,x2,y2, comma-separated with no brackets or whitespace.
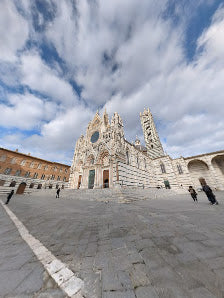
160,163,166,173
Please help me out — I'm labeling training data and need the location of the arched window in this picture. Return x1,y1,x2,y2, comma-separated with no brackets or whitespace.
15,170,21,176
30,161,35,168
160,163,166,173
37,163,42,169
4,168,12,175
0,155,6,162
11,158,17,164
136,155,139,168
20,160,26,166
126,151,129,165
33,173,38,179
177,164,183,174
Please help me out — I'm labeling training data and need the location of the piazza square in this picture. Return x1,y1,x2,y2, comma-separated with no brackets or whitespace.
1,1,224,297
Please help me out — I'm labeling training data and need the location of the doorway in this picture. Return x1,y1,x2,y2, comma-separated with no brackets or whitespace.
103,170,109,188
16,182,26,194
199,177,206,185
78,175,82,189
164,180,171,189
88,170,95,189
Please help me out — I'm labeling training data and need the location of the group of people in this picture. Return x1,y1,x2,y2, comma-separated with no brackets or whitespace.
4,184,219,205
4,187,61,204
188,184,219,205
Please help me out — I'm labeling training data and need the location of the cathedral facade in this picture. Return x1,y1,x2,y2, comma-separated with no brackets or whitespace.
69,109,224,191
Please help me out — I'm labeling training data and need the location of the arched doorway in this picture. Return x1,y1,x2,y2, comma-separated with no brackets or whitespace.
78,175,82,189
211,155,224,189
103,170,109,188
0,180,5,186
29,183,34,188
9,181,16,187
212,155,224,174
188,159,211,187
16,182,26,194
37,184,42,189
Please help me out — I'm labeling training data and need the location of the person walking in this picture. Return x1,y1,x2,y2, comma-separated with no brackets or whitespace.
188,186,198,202
202,184,218,205
56,188,60,198
5,190,14,205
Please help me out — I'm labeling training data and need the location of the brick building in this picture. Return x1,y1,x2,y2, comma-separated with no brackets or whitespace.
0,148,70,194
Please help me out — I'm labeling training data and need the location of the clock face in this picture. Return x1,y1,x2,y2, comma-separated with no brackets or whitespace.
91,131,99,143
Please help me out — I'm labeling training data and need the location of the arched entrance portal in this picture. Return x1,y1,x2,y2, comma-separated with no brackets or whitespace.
103,170,109,188
212,155,224,174
188,159,211,188
211,155,224,189
16,182,26,194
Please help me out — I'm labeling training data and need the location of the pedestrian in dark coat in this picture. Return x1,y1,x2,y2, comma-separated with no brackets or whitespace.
202,184,218,205
56,188,60,198
188,186,198,202
5,190,14,205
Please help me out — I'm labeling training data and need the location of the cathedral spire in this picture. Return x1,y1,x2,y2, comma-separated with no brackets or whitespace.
140,108,165,159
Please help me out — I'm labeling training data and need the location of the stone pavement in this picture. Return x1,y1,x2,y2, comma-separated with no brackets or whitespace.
1,190,224,297
0,200,67,298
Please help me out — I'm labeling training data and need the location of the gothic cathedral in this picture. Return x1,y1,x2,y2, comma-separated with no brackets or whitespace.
69,109,224,191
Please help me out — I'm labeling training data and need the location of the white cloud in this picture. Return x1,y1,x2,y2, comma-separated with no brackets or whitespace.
0,92,58,129
1,104,94,163
1,0,224,162
0,0,29,62
197,4,224,69
20,52,78,106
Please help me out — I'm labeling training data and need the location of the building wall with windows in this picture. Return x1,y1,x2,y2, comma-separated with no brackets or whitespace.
0,148,70,194
69,109,224,191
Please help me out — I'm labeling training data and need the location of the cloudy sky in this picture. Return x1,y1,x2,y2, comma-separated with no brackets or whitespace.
0,0,224,164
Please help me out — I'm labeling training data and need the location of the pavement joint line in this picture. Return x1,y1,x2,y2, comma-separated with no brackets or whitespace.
0,200,84,298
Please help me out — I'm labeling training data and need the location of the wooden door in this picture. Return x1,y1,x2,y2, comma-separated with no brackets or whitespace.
16,182,26,194
78,175,82,189
103,170,109,188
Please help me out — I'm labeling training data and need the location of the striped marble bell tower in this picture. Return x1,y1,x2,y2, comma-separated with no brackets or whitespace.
140,108,165,159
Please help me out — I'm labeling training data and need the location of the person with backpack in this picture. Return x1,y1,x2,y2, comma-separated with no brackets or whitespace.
202,184,218,205
188,186,198,202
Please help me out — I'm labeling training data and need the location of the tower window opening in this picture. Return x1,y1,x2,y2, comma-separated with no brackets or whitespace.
160,163,166,173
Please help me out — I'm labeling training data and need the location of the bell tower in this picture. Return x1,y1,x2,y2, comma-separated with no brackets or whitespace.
140,108,165,159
